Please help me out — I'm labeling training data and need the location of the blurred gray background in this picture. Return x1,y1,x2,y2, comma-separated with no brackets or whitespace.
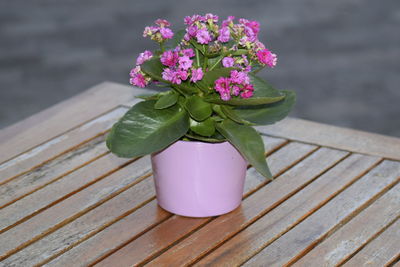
0,0,399,136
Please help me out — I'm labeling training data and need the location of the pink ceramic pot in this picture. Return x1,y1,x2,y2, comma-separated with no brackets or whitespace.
151,140,248,217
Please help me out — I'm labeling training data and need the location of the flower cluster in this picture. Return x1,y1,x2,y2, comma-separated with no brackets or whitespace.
161,48,204,84
129,15,278,101
214,70,254,101
143,19,174,43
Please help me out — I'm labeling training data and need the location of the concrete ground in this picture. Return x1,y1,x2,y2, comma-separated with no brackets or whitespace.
0,0,399,136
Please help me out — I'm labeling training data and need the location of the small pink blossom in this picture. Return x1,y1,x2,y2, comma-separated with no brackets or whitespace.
218,27,230,43
160,27,174,39
129,66,148,88
181,48,195,58
240,84,254,98
196,28,212,44
187,25,198,37
155,19,171,27
184,14,205,25
160,50,179,67
222,16,235,27
143,26,158,37
230,70,250,85
178,56,193,70
256,49,277,67
222,57,235,68
136,50,153,65
190,68,203,82
205,13,218,23
162,68,188,84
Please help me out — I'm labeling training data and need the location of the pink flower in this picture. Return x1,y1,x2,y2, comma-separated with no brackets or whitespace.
222,57,235,67
184,14,205,25
178,56,193,70
129,67,148,88
160,27,174,39
162,68,188,84
143,26,158,37
230,70,250,85
222,16,235,27
136,50,153,65
181,48,195,58
155,19,171,27
160,50,179,67
256,49,277,67
240,84,254,98
218,27,230,43
214,77,232,101
232,85,241,96
196,28,212,44
187,25,198,37
205,13,218,23
190,68,203,82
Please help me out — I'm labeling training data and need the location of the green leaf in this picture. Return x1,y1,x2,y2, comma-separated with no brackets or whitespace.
249,74,283,98
135,93,161,100
165,29,185,50
106,100,189,158
190,117,215,136
220,105,253,125
190,39,206,54
235,90,296,125
205,94,285,106
154,91,178,109
184,133,226,143
196,67,236,90
216,120,272,179
185,95,213,121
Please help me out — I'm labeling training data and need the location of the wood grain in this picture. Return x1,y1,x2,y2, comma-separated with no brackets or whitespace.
343,219,400,267
294,183,400,266
0,153,133,234
196,153,381,266
0,107,127,184
257,117,400,160
0,82,134,164
46,140,314,266
0,136,107,209
100,147,346,267
0,156,151,261
242,160,400,267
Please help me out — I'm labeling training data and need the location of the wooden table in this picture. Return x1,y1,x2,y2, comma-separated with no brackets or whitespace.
0,82,399,267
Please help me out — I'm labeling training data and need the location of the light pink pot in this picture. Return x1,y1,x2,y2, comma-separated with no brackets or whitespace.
151,140,248,217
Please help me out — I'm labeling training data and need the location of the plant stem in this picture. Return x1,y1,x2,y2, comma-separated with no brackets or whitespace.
160,42,165,52
195,49,200,67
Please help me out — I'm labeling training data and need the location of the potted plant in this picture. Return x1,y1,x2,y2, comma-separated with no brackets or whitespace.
107,14,296,217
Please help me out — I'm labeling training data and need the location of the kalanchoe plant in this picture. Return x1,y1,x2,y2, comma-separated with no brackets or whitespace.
106,14,296,179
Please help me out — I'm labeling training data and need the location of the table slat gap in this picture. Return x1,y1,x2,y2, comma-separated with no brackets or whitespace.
338,216,400,267
0,106,128,183
342,219,400,266
194,154,382,266
0,155,137,235
241,161,400,267
0,136,109,210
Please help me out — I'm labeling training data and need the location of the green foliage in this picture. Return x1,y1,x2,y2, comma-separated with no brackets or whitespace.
185,95,213,121
196,67,236,90
216,120,272,179
165,29,185,50
235,90,296,125
154,91,178,109
106,100,189,157
189,117,215,136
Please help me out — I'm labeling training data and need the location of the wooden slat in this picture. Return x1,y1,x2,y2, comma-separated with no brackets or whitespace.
257,117,400,160
0,107,128,183
196,153,382,266
294,183,400,266
0,136,107,209
343,219,400,267
97,147,347,267
0,82,135,164
43,140,315,266
241,160,400,267
0,156,151,261
0,153,133,233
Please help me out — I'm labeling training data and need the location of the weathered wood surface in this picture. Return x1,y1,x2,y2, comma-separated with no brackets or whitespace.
0,82,399,267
